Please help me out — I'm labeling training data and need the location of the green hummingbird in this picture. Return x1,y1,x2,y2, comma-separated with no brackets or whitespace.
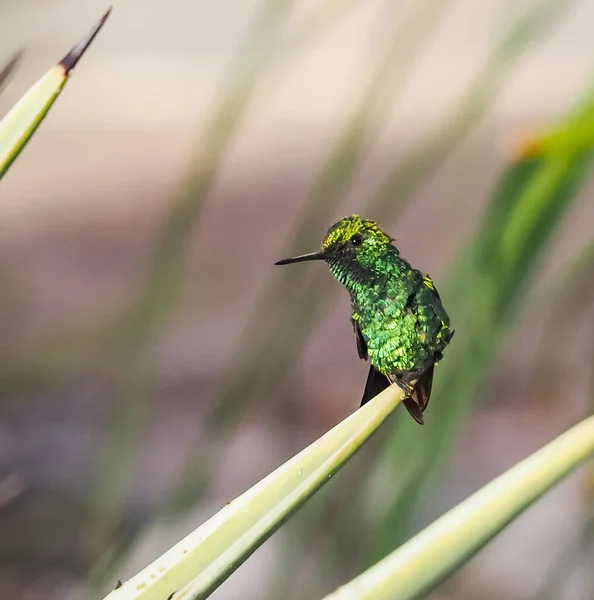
275,214,453,424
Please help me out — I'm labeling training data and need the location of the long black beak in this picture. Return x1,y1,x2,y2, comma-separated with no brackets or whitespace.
274,251,328,265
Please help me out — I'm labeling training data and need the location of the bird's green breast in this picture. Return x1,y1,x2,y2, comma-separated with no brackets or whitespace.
341,256,451,375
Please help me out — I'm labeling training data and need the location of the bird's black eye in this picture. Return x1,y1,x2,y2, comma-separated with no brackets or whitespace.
350,234,363,247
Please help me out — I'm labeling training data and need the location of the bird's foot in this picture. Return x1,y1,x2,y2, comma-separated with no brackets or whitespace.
395,379,414,398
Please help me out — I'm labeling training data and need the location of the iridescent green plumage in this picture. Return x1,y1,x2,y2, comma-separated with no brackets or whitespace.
275,214,454,424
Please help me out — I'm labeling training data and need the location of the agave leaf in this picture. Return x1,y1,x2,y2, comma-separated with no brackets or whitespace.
0,51,23,95
102,385,404,600
323,416,594,600
0,8,111,181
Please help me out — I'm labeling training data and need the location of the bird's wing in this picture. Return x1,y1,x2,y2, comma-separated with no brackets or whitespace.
421,275,450,327
351,316,368,360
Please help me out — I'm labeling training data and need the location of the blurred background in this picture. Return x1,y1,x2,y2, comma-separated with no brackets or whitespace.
0,1,593,598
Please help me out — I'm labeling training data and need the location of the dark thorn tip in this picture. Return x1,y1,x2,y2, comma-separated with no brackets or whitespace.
114,579,123,590
59,7,112,74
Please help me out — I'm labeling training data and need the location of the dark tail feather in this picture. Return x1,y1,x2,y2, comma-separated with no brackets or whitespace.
360,365,390,407
415,364,434,413
402,364,435,425
403,397,425,424
360,364,435,426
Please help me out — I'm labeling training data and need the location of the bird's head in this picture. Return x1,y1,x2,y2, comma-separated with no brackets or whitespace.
275,215,395,277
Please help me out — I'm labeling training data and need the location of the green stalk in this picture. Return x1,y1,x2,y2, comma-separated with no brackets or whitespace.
101,384,404,600
323,417,594,600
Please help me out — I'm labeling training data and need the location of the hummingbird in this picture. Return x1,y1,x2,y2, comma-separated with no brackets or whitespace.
275,214,453,424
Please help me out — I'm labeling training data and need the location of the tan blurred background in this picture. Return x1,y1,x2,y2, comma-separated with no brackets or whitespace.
0,1,593,599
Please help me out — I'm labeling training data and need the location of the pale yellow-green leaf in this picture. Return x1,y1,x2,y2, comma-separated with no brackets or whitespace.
0,9,111,181
323,416,594,600
103,384,404,600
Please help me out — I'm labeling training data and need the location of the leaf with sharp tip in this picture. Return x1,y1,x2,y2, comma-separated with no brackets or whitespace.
322,416,594,600
101,385,404,600
0,8,111,181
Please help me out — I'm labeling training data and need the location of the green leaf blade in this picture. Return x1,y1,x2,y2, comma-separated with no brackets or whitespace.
324,417,594,600
0,68,67,179
103,385,404,600
0,8,111,181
